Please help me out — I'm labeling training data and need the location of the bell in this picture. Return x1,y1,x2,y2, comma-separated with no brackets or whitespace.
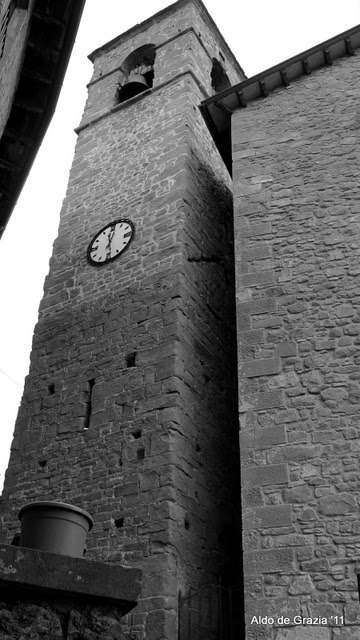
119,71,150,102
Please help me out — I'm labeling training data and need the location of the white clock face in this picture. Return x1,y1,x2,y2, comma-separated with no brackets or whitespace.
87,220,134,265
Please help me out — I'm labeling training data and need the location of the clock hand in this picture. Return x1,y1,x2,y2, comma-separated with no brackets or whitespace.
106,226,115,258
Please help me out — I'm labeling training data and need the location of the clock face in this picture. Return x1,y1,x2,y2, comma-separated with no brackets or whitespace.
87,219,134,265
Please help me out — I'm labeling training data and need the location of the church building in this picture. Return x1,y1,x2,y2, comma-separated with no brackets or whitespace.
1,1,360,639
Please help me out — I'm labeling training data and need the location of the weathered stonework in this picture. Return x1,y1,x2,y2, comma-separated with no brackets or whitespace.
3,1,360,638
0,544,141,639
233,49,360,639
0,1,244,638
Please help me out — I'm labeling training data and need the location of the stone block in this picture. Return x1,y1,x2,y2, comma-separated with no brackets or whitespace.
244,548,294,574
285,444,322,461
284,485,313,504
335,305,355,318
240,430,255,450
240,270,276,287
243,487,264,507
243,245,272,262
318,493,357,516
242,357,281,378
288,574,314,595
155,356,176,380
254,315,283,328
243,464,288,487
237,297,277,316
146,608,177,640
300,559,329,572
114,482,138,497
239,390,285,412
239,222,272,238
237,313,251,331
315,339,336,351
276,342,297,357
239,329,266,345
307,603,342,621
243,505,292,529
254,425,286,449
256,390,284,410
345,603,360,625
274,409,300,424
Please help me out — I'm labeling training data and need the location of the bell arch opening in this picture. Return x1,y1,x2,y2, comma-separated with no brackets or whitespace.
117,44,156,103
211,58,231,94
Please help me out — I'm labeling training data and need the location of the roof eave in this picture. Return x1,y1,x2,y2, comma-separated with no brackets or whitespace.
200,23,360,174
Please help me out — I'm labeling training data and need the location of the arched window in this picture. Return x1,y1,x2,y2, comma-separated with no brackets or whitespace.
117,44,156,103
211,58,231,94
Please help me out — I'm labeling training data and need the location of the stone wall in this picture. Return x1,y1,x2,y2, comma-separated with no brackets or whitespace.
232,52,360,639
0,1,244,638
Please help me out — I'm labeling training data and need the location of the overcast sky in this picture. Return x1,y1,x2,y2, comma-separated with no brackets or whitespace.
0,0,359,488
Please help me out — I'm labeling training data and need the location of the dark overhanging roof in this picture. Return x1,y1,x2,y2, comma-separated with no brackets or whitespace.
0,0,86,238
200,24,360,174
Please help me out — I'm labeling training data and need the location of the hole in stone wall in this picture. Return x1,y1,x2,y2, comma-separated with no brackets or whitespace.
48,383,55,395
11,532,20,546
132,430,142,440
115,517,124,528
38,459,47,468
184,516,190,530
126,352,137,368
196,442,201,453
137,447,145,460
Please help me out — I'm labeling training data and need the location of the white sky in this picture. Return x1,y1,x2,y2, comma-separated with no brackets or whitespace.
0,0,359,489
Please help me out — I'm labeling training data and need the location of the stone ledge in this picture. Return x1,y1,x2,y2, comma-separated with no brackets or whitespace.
0,545,142,613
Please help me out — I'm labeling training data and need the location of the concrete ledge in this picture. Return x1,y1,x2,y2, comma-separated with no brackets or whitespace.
0,545,142,613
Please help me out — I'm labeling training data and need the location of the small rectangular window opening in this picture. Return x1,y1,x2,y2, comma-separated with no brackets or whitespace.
126,352,137,368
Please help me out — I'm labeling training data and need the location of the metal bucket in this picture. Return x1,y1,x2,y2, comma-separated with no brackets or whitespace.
18,501,93,557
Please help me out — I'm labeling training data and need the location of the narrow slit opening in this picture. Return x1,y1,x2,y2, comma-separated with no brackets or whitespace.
137,447,145,460
84,379,95,430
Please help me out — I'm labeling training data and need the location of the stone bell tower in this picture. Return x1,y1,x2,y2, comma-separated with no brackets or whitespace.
0,0,245,637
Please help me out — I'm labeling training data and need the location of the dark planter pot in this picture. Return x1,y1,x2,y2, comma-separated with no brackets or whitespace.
18,501,93,558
